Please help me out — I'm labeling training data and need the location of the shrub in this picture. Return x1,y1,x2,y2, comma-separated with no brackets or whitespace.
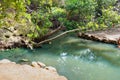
96,8,120,28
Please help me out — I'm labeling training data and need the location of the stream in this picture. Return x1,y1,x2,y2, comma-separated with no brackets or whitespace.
0,34,120,80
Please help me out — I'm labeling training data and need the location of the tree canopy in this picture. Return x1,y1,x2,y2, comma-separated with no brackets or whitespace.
0,0,120,47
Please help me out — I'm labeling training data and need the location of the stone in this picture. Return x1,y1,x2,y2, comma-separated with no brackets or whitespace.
37,61,46,68
0,59,11,63
0,59,15,64
0,59,67,80
45,66,57,72
31,61,40,68
20,59,29,62
78,27,120,45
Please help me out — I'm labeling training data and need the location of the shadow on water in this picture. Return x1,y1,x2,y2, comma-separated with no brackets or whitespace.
0,33,120,80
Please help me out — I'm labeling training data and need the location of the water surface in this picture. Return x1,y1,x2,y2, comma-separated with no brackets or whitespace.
0,34,120,80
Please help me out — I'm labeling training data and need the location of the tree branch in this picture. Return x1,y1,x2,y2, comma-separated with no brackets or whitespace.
2,27,13,33
33,28,81,47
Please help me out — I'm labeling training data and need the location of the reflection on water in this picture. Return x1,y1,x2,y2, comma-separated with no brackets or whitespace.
0,34,120,80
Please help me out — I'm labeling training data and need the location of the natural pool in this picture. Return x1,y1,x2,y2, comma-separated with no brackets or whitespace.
0,34,120,80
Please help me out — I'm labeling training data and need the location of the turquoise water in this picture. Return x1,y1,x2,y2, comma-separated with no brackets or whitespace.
0,34,120,80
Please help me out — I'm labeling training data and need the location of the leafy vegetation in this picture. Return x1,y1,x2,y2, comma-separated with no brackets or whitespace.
0,0,120,45
0,0,32,35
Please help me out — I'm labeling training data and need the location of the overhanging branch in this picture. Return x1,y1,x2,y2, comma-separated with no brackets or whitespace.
33,28,81,47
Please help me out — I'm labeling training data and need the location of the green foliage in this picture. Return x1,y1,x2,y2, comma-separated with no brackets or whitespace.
51,7,66,18
0,0,34,35
0,0,120,41
97,0,117,8
30,0,52,12
86,7,120,31
29,11,52,38
86,21,99,30
96,8,120,28
0,0,53,39
59,0,96,29
62,0,119,30
102,8,120,25
65,0,96,20
27,0,53,38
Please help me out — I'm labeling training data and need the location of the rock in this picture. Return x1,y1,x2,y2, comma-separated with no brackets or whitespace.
20,59,29,62
31,61,40,68
0,59,67,80
0,59,11,63
37,61,46,68
31,61,46,68
78,27,120,45
45,66,57,72
118,45,120,48
0,59,15,64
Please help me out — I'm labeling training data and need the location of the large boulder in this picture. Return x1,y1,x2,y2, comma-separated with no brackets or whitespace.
0,59,67,80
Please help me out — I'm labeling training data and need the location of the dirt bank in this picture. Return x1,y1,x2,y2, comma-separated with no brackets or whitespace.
78,27,120,45
0,26,63,50
0,59,67,80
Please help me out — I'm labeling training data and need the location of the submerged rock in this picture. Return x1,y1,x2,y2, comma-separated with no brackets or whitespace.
0,59,67,80
20,59,29,62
